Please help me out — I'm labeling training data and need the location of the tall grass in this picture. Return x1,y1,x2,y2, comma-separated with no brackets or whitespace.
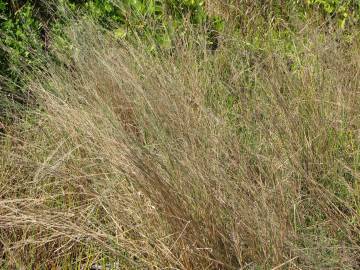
1,12,360,270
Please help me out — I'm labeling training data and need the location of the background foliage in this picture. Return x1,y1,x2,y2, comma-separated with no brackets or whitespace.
1,0,360,82
0,0,223,117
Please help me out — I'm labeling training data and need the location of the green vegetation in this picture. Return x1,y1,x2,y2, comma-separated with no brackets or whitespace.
1,0,360,269
0,0,222,117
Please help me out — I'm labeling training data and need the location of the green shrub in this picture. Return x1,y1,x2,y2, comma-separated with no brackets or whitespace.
306,0,360,27
0,1,43,119
0,1,41,76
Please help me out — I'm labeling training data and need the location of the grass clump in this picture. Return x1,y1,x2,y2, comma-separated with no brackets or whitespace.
1,2,360,270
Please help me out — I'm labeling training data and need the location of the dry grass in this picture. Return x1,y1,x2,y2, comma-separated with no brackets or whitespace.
1,16,360,269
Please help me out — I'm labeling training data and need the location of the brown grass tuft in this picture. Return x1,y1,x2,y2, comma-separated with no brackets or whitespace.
1,19,360,269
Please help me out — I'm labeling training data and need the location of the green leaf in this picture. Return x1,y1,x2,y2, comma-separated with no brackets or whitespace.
114,27,127,39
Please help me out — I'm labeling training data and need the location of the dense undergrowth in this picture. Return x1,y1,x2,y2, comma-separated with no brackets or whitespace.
1,1,360,269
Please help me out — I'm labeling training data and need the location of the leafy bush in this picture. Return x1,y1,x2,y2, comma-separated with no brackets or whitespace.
307,0,360,27
1,0,359,88
0,1,43,119
0,1,41,76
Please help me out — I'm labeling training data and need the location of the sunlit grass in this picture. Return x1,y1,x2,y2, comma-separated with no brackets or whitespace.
1,6,360,270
